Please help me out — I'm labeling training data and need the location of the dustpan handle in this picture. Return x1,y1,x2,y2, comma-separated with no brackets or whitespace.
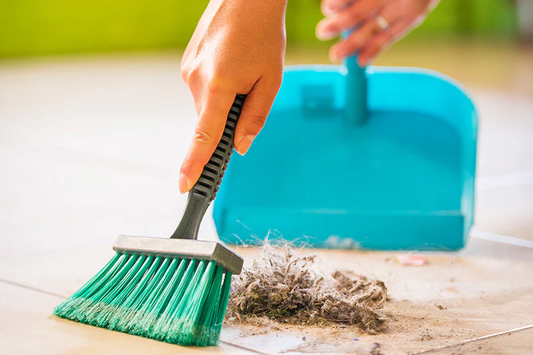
343,31,368,126
171,94,246,240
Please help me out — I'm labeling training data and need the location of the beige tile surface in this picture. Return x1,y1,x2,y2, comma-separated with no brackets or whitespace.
1,236,531,304
0,283,253,355
0,55,223,257
1,238,531,354
227,239,533,354
475,184,533,241
416,327,533,355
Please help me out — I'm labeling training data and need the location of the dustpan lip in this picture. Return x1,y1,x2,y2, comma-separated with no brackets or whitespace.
281,64,477,126
284,64,474,103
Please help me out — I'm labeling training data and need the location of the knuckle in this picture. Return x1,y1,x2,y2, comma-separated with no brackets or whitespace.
350,35,364,49
180,57,189,75
248,114,267,130
181,60,193,83
180,68,189,83
360,0,376,12
192,129,216,146
206,71,232,94
187,68,206,96
205,80,224,96
186,66,201,87
347,9,361,24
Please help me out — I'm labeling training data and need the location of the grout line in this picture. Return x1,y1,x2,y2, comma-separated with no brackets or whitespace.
220,340,273,355
471,230,533,249
0,277,68,299
1,278,267,355
413,324,533,354
1,278,273,355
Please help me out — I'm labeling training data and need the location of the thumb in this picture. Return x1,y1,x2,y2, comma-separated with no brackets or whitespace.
234,77,281,155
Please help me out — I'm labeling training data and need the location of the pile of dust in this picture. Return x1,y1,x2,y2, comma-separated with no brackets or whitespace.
227,242,389,333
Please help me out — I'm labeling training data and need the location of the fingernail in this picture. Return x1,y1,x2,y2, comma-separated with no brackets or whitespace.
329,48,341,64
316,22,337,40
317,30,337,41
331,48,345,61
236,135,254,155
330,56,340,64
359,55,373,67
179,173,190,194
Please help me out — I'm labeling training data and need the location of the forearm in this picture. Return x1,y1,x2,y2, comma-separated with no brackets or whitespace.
182,0,287,80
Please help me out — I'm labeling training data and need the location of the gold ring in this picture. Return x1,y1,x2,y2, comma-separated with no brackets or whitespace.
375,14,390,31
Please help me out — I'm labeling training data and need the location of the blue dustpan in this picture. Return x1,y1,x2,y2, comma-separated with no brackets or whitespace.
213,56,477,250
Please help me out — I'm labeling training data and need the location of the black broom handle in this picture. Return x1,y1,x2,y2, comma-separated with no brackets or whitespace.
171,94,246,240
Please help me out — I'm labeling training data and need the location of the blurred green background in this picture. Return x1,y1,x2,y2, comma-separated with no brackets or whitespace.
0,0,519,59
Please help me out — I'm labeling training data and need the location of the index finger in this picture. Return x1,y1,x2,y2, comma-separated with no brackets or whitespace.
179,88,236,193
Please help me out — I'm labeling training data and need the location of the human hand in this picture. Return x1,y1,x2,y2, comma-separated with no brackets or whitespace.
179,0,287,193
316,0,438,65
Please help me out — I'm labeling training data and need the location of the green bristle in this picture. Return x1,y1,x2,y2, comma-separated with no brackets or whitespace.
217,270,233,331
132,258,187,337
114,256,163,331
106,255,156,331
173,260,219,345
75,254,137,324
128,257,178,336
163,259,208,344
92,254,146,328
53,253,122,318
125,256,172,331
55,253,129,321
150,258,198,339
54,252,233,347
115,256,168,332
196,265,224,344
85,254,140,326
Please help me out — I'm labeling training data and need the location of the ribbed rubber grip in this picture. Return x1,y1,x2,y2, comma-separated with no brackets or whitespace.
191,94,246,202
170,94,246,241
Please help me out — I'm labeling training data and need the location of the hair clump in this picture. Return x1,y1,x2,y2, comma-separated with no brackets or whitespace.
227,242,388,333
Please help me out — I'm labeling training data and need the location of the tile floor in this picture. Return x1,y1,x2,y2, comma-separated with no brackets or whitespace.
0,42,532,354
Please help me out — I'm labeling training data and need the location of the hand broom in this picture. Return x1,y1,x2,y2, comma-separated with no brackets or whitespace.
53,95,246,347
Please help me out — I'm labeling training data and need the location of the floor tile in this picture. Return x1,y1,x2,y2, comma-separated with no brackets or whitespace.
0,54,194,170
0,144,187,257
475,184,533,241
221,239,533,354
473,90,533,178
2,237,532,354
416,326,533,355
0,282,255,355
0,143,221,258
